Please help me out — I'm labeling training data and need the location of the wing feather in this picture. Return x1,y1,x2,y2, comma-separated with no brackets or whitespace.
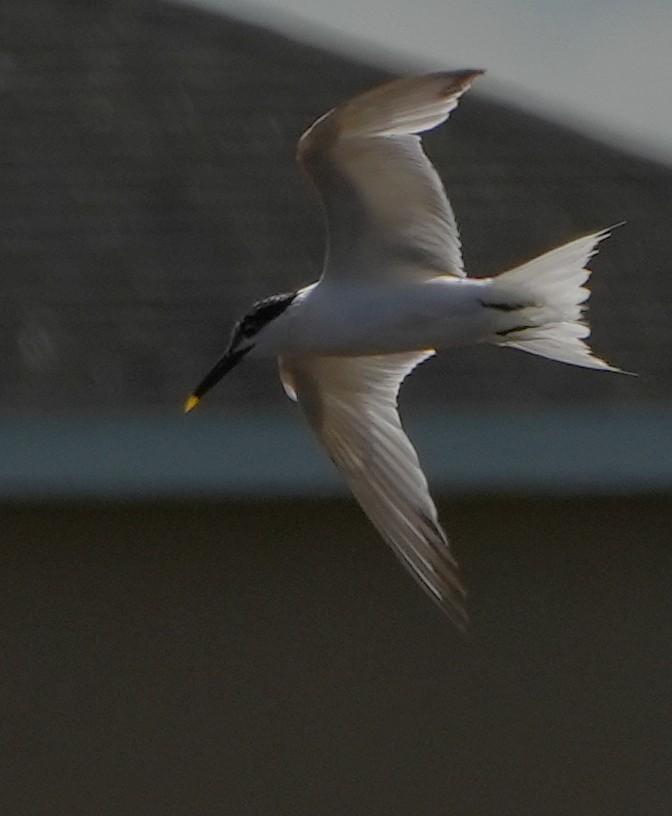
279,352,467,627
297,71,483,282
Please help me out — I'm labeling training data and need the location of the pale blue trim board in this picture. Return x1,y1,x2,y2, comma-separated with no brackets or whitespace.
0,409,670,500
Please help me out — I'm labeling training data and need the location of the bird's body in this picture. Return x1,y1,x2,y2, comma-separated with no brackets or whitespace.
185,71,622,627
250,277,493,357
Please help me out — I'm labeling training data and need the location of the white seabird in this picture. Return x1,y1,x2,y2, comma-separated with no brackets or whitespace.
185,71,620,628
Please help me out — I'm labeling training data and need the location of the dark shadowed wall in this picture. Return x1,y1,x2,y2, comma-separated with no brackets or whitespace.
2,496,670,815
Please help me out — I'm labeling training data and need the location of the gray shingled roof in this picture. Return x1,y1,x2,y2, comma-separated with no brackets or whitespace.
2,0,670,416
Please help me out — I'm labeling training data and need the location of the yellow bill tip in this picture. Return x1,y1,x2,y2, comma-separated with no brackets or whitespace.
183,394,200,414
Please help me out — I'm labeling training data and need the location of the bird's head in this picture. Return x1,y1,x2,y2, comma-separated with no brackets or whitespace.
184,291,298,412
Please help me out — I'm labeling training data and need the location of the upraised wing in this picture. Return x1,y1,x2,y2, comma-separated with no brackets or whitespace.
297,71,483,282
279,351,467,628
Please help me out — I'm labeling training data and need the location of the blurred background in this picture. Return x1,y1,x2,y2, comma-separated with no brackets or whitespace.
1,0,671,813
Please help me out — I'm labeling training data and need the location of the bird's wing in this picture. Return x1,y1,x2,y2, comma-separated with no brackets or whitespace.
279,351,467,627
297,71,483,283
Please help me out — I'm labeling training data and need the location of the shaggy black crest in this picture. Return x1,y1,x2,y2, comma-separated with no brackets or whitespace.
232,291,298,344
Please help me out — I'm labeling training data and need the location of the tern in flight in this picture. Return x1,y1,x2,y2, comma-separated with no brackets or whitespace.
185,71,620,628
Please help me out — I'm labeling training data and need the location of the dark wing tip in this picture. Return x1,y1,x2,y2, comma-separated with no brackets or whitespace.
434,68,485,97
298,69,485,154
437,572,470,633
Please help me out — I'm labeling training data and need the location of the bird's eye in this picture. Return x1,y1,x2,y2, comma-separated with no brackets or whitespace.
240,320,257,338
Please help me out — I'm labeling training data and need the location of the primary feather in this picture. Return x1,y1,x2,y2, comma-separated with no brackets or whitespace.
298,71,483,281
279,352,468,628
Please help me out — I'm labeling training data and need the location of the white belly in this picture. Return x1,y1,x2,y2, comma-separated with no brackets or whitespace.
280,277,498,356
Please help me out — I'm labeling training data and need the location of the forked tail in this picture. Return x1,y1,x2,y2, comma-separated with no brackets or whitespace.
482,227,622,371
